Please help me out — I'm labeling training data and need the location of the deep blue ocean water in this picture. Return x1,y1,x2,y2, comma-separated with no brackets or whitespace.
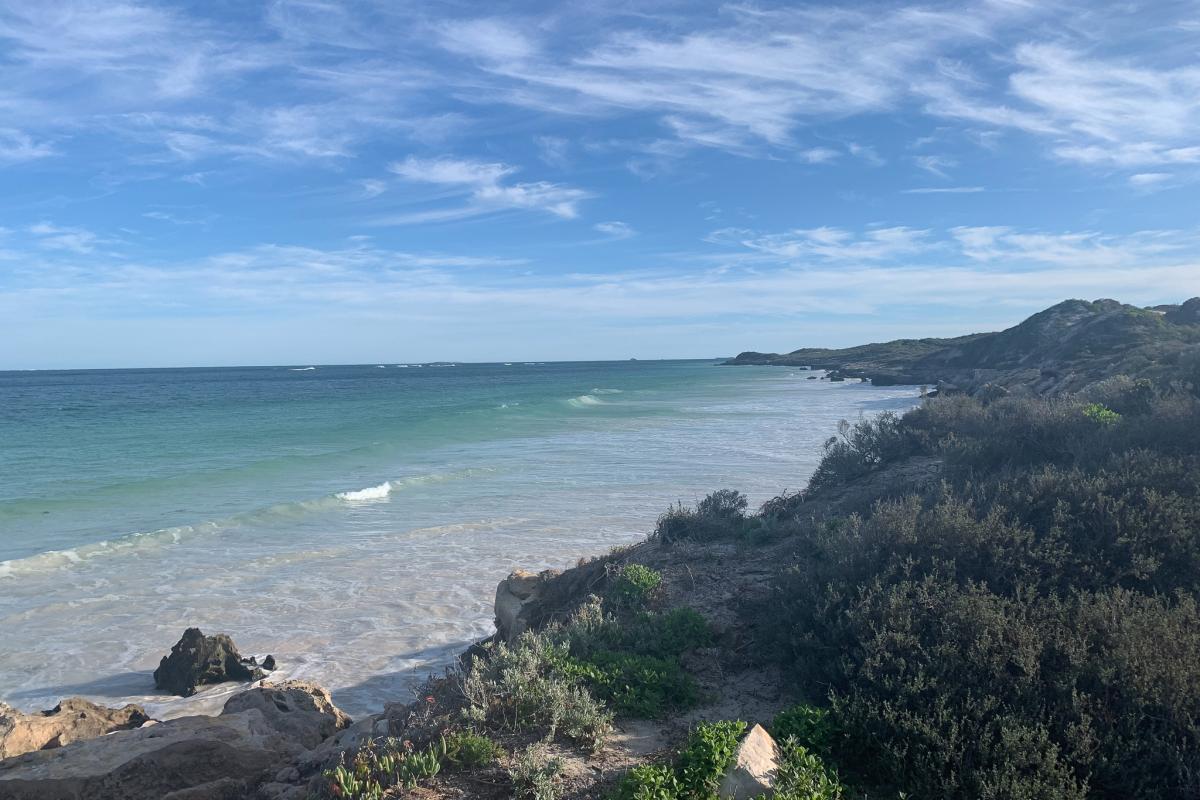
0,361,918,716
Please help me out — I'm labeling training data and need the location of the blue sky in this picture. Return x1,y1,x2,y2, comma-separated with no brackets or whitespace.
2,0,1199,368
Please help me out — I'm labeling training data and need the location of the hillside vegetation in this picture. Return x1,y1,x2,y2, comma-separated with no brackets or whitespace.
727,297,1200,395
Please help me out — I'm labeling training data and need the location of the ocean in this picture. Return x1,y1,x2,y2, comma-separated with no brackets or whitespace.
0,361,918,718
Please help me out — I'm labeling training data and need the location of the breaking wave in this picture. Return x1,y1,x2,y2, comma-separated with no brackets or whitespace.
0,469,493,579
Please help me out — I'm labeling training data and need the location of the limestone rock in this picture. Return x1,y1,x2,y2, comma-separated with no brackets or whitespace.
494,569,559,642
154,628,264,697
717,723,780,800
0,708,301,800
0,699,150,759
221,681,351,750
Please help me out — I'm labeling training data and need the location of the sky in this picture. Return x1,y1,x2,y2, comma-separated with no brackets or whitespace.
2,0,1200,368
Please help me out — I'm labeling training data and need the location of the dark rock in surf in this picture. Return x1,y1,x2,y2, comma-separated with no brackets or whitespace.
261,655,276,671
154,628,264,697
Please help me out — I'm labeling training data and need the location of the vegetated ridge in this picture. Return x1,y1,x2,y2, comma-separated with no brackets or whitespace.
726,297,1200,394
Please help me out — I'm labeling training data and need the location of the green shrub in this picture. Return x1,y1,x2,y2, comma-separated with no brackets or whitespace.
608,563,663,609
611,764,682,800
443,730,502,768
696,489,748,520
676,720,746,799
556,601,711,717
509,745,563,800
652,490,749,544
460,631,612,751
772,704,835,754
806,412,914,495
1082,402,1121,425
555,649,702,718
773,738,845,800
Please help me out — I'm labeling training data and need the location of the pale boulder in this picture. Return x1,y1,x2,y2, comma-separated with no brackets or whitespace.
718,723,780,799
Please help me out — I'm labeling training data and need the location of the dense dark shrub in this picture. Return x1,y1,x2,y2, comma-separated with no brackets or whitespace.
763,380,1200,799
805,411,916,494
651,490,750,544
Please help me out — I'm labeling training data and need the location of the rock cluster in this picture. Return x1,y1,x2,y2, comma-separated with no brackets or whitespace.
0,681,350,800
153,628,271,697
0,699,149,760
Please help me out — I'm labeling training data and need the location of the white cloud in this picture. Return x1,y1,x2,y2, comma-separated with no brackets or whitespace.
385,156,591,221
922,42,1200,172
0,128,55,164
799,147,840,164
847,142,885,166
712,226,933,262
914,154,955,177
390,156,514,187
594,221,635,239
437,18,538,63
433,2,1040,154
359,179,387,198
536,136,570,168
1129,172,1171,189
949,226,1191,267
29,222,103,254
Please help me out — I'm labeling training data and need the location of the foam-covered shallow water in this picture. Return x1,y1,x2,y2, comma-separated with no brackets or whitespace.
0,361,918,718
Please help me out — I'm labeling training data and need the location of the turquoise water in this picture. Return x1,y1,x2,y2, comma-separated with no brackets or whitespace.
0,361,918,717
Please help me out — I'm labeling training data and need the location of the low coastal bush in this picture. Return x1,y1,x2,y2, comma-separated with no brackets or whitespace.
806,412,915,495
771,703,836,755
611,719,846,800
676,720,746,798
764,382,1200,799
460,631,613,751
509,745,564,800
442,730,502,768
557,600,712,717
652,490,750,544
772,738,845,800
607,563,663,609
460,598,711,748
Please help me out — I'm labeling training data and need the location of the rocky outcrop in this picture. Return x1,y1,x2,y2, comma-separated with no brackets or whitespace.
718,724,780,800
0,699,149,760
154,628,266,697
493,558,620,642
495,569,552,642
222,682,350,750
0,682,348,800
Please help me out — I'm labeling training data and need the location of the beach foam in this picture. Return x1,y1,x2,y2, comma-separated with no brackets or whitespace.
566,394,604,407
336,481,393,502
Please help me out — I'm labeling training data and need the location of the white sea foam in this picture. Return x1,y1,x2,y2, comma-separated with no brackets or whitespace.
591,387,623,394
335,481,393,502
567,394,604,407
290,367,316,371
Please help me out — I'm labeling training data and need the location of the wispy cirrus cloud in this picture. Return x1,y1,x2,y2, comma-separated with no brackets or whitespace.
382,156,592,223
709,226,933,262
593,221,635,240
0,128,55,164
921,41,1200,171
